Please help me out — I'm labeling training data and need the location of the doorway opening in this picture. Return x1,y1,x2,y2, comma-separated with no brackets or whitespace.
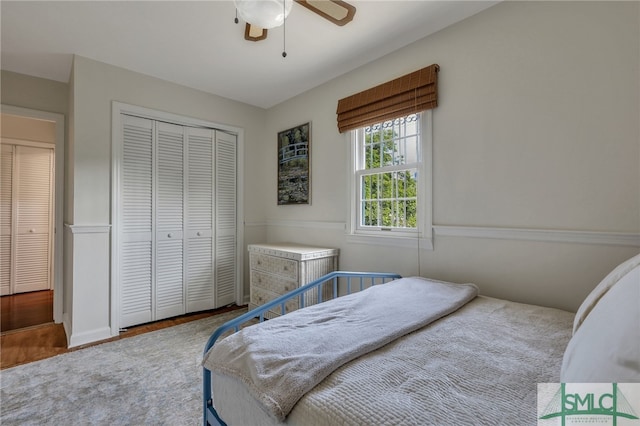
0,106,64,334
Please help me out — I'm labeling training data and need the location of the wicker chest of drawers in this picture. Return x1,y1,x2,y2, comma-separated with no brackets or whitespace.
248,243,339,318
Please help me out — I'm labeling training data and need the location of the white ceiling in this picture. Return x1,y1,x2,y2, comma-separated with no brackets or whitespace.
1,1,498,109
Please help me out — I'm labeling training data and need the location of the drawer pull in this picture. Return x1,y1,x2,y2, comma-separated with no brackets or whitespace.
283,266,288,271
167,233,173,238
197,231,202,236
257,260,262,265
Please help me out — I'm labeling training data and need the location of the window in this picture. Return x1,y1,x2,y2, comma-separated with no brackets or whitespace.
347,112,432,249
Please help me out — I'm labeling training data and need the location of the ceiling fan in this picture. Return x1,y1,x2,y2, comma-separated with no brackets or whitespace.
234,0,356,44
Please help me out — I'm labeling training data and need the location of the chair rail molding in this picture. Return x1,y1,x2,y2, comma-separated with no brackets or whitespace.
433,225,640,247
64,224,112,234
253,220,639,247
250,219,346,230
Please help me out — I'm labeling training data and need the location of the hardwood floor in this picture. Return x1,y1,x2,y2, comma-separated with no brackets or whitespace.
0,301,245,370
1,290,53,332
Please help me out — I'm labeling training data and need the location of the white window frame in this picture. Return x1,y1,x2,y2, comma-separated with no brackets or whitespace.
346,111,433,250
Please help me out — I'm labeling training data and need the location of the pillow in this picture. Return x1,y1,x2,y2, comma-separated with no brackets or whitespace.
572,253,640,334
560,260,640,382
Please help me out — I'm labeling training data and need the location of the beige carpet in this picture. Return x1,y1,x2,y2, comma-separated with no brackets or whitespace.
0,309,247,426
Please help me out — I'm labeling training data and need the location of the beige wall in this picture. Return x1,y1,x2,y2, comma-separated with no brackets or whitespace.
1,114,56,143
65,55,267,344
258,1,640,311
1,70,69,116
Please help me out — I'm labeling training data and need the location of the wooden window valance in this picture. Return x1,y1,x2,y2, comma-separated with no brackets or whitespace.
336,64,440,133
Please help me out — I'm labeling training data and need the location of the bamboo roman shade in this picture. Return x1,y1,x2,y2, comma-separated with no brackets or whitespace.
336,64,440,133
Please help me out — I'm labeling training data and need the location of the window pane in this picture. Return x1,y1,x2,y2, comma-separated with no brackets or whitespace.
406,199,417,228
359,168,417,229
361,200,379,226
381,200,393,227
364,142,382,169
362,114,419,170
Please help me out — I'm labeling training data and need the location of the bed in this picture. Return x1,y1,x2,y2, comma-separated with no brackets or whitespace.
202,254,640,425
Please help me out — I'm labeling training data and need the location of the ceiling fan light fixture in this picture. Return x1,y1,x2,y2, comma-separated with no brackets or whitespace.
234,0,293,29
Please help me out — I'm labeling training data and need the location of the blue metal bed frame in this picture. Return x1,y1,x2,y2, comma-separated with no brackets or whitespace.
202,270,402,426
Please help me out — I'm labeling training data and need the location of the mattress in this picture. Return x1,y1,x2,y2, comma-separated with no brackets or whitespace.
211,295,573,425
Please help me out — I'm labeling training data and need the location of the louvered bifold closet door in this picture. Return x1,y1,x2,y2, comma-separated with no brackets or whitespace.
13,145,53,294
0,144,14,295
214,131,237,306
185,127,214,312
155,122,185,320
120,115,154,327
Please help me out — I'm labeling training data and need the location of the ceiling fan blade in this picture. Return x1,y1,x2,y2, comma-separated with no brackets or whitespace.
295,0,356,26
245,23,268,41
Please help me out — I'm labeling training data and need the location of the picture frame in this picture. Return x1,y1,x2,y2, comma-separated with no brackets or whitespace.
277,122,311,205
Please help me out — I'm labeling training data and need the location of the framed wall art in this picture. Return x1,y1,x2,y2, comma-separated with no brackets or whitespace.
277,122,311,205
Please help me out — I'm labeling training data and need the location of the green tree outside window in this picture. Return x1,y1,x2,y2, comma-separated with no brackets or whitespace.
361,121,418,228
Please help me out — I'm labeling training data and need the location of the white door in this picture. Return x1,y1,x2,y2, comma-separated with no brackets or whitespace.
117,113,237,328
185,127,214,312
155,122,185,320
119,115,154,327
119,117,188,325
214,131,237,307
0,143,53,295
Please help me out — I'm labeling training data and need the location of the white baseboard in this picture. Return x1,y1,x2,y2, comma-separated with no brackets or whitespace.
67,326,112,348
